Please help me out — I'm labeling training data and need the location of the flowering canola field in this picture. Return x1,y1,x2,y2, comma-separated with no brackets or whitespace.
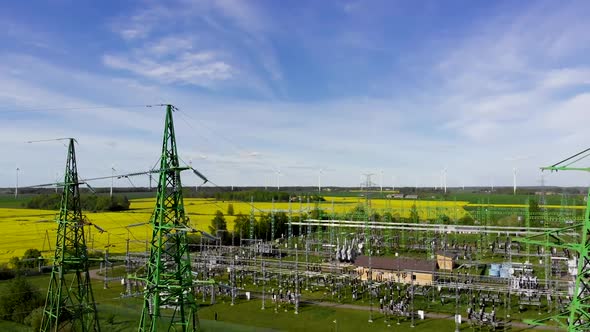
0,196,473,263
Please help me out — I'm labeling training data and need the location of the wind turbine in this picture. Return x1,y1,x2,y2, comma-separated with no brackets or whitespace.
15,166,20,199
276,167,281,191
380,169,383,193
147,166,153,191
318,168,323,193
392,175,396,191
513,167,517,195
110,164,116,197
443,167,447,194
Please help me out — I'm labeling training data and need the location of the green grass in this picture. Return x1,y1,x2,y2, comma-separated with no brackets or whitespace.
0,274,492,332
0,194,32,208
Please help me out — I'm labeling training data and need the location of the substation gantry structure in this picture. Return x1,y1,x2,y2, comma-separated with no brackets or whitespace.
138,104,200,332
517,147,590,331
40,138,101,332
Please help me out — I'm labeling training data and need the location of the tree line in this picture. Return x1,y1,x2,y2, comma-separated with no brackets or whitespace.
27,194,130,212
209,190,325,202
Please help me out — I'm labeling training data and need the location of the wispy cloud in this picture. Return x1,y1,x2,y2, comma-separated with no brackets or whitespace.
103,51,233,87
106,0,283,95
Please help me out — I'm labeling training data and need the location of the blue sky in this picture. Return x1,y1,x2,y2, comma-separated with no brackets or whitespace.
2,0,590,188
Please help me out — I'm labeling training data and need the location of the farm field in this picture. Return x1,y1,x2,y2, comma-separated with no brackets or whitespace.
0,195,584,264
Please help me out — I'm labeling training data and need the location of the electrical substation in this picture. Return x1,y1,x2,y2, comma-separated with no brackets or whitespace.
25,105,590,331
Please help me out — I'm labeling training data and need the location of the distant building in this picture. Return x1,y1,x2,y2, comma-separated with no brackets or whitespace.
405,194,418,199
353,256,436,285
435,250,462,271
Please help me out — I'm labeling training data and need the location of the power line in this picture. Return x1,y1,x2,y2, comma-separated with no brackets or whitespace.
0,104,164,114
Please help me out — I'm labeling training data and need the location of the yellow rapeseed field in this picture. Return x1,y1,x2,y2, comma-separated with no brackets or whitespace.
0,196,472,263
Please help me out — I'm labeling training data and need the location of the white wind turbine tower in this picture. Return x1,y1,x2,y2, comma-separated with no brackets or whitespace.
505,154,533,195
15,166,20,199
391,175,396,191
318,168,323,193
380,169,383,192
443,167,447,194
276,167,281,191
110,164,116,197
513,167,517,195
148,166,153,191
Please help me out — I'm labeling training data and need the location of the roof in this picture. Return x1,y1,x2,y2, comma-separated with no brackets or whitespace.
435,250,463,258
353,256,436,272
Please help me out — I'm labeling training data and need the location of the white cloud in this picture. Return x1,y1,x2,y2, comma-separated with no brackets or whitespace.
107,0,283,91
103,51,233,87
540,68,590,89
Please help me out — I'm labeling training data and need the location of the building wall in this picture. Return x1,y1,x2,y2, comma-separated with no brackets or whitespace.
356,267,434,286
436,254,454,270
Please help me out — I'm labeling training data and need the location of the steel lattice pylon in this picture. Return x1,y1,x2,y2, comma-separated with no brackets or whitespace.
138,105,199,332
40,139,100,332
517,147,590,331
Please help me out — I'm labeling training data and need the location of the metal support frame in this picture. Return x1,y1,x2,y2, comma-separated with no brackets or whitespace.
516,149,590,331
41,139,100,332
138,105,199,332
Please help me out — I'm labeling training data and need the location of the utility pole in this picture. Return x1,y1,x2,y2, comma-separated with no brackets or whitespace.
295,243,299,314
40,138,100,332
138,105,199,332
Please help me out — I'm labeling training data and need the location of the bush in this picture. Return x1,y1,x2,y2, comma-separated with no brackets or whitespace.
0,264,15,280
23,306,44,330
0,277,44,323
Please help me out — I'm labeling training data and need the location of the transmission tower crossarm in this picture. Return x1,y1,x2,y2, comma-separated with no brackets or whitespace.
542,166,590,172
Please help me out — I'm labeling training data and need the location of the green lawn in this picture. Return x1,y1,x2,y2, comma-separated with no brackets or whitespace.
0,274,491,332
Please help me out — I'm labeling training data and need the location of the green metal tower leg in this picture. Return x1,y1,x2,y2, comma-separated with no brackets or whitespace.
138,105,199,332
40,139,100,332
516,148,590,331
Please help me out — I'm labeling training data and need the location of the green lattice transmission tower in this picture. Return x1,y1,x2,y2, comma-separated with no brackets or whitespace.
138,105,199,332
41,138,100,332
518,147,590,331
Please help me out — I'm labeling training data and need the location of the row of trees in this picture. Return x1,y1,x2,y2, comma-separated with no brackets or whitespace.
207,210,308,244
213,190,325,203
207,202,476,245
27,194,130,212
